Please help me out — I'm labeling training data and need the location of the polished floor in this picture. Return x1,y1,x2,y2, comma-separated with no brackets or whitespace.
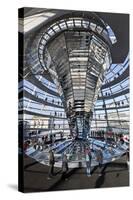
23,154,129,192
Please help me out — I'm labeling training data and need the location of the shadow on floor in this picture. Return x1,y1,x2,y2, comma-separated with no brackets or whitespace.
48,168,79,191
107,162,127,169
8,184,18,191
25,169,48,174
24,161,38,170
23,156,129,192
95,165,107,188
25,168,62,176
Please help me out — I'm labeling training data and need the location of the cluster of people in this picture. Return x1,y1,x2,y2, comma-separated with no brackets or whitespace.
48,150,69,180
33,137,47,151
47,146,104,180
85,147,103,177
23,136,50,152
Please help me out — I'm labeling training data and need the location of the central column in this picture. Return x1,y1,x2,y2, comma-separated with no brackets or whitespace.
43,31,111,140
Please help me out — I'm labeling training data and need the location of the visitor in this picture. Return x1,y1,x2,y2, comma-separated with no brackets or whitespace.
62,154,69,180
85,147,92,177
33,139,37,150
48,150,55,179
96,148,103,176
120,134,124,145
23,141,29,151
90,141,94,152
77,148,82,168
108,146,114,155
42,136,45,150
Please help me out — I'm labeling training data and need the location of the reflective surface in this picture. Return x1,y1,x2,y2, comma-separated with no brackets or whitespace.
25,138,128,168
41,31,111,139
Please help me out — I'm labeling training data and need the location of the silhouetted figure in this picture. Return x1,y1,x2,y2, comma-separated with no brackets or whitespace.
48,150,55,179
23,141,29,151
62,154,69,180
60,132,63,140
50,135,53,143
96,148,103,176
120,134,124,145
42,136,45,150
77,150,82,168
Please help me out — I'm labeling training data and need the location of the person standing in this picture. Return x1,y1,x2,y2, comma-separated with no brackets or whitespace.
96,148,103,176
48,150,55,179
85,147,92,177
77,148,82,168
62,154,69,180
